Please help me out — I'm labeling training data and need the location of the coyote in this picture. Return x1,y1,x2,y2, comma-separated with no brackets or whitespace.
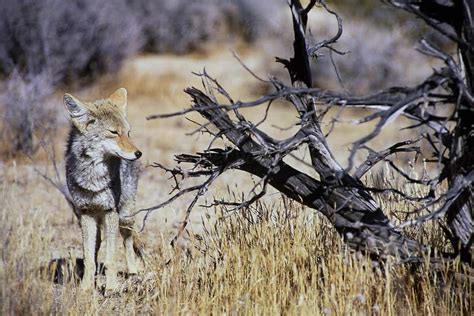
63,88,143,292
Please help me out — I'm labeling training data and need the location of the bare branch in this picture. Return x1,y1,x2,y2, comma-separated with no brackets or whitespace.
307,0,346,58
398,170,474,228
354,137,424,179
142,0,473,263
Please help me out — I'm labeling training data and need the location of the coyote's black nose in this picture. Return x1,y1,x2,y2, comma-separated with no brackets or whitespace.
135,150,142,159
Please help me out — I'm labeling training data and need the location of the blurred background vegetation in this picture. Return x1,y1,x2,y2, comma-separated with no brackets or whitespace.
0,0,450,156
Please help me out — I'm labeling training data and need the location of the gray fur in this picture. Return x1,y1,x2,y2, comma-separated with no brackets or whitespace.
65,125,140,219
63,88,142,292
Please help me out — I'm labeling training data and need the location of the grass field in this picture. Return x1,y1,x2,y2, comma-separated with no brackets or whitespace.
0,46,471,314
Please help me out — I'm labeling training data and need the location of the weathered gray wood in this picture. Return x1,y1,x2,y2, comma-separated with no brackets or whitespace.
184,87,424,260
445,0,474,261
143,0,472,264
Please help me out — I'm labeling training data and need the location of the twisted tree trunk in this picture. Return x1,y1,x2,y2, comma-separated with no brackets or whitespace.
143,0,473,264
181,87,423,260
445,0,474,262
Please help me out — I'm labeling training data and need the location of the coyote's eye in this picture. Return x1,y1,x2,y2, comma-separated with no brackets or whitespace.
109,130,119,135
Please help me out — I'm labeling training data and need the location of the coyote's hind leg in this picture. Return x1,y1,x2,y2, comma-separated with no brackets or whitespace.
119,200,140,275
120,221,139,275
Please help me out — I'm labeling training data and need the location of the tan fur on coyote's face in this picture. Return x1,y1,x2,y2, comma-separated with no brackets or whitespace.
63,88,142,161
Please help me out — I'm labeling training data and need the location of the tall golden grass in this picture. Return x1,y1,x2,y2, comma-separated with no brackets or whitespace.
1,166,471,314
0,51,471,315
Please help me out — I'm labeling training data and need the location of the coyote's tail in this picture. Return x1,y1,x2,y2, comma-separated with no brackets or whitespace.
132,229,146,262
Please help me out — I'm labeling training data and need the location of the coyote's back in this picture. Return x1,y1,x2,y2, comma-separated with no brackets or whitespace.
63,88,143,292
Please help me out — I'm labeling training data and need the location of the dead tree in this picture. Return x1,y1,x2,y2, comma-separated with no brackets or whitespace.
143,0,473,263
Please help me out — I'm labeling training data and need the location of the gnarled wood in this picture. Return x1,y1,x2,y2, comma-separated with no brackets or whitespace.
143,0,473,263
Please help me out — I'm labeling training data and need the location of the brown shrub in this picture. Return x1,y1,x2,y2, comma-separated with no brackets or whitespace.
0,0,142,83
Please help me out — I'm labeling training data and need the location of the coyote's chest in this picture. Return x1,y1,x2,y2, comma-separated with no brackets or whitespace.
67,155,122,213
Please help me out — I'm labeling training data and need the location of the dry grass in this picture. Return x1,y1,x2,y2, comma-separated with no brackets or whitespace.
0,47,471,315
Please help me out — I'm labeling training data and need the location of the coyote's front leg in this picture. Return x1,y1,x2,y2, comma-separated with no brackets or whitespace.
104,210,119,291
80,214,98,291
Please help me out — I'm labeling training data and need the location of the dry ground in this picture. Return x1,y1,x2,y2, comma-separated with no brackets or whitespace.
1,46,471,314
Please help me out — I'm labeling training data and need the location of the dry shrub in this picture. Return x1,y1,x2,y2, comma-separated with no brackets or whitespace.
127,0,177,53
0,71,55,156
129,0,230,54
129,0,235,54
230,0,288,41
130,0,287,54
170,2,234,54
0,0,142,83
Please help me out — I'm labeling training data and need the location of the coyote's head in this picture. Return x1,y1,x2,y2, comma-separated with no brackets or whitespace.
63,88,142,161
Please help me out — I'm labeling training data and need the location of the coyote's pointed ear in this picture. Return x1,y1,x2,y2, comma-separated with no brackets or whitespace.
63,94,90,132
109,88,127,114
